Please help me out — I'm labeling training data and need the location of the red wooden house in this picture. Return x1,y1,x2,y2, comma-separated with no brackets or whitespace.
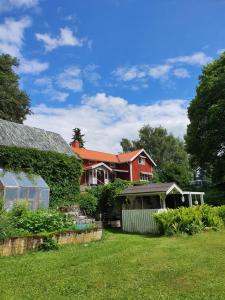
71,140,156,187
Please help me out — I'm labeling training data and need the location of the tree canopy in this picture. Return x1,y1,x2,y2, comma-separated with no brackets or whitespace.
185,53,225,183
121,125,192,187
71,128,85,148
0,54,31,123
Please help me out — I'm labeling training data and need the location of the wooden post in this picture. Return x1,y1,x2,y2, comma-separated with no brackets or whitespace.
188,193,192,207
159,194,166,209
200,194,204,205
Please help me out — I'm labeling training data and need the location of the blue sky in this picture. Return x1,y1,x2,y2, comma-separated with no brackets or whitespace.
0,0,224,151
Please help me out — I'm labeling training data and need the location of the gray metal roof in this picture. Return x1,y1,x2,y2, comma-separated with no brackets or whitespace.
0,119,77,157
121,182,181,195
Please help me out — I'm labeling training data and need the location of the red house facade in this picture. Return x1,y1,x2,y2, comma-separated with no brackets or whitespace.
71,141,156,187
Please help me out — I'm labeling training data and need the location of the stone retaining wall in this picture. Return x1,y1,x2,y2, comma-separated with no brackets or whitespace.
0,229,102,257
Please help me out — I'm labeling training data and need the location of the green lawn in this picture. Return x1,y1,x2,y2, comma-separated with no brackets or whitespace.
1,230,225,300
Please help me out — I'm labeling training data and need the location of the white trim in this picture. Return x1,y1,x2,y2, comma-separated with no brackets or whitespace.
86,162,112,172
140,171,152,175
166,183,183,195
114,169,129,173
130,149,157,166
129,162,133,181
182,191,205,195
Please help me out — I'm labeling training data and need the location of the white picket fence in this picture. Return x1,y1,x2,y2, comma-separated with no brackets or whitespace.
122,209,167,234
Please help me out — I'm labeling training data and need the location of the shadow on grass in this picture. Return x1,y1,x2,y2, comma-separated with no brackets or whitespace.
104,227,162,239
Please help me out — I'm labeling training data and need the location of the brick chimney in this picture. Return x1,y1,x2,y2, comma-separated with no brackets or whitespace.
71,140,80,148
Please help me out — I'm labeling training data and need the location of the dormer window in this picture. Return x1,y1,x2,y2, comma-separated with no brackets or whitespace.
138,157,145,165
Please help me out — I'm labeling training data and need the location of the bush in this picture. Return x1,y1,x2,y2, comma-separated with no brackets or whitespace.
13,209,73,234
216,205,225,225
75,192,97,215
154,205,223,236
38,237,59,251
0,145,81,207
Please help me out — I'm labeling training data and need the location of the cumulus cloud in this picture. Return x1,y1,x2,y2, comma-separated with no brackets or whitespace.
0,0,39,12
0,17,48,74
173,68,190,78
36,27,84,51
25,93,188,152
58,66,83,92
148,64,171,79
35,77,69,102
167,52,213,66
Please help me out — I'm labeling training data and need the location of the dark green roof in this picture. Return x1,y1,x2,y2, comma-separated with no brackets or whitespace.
0,119,77,157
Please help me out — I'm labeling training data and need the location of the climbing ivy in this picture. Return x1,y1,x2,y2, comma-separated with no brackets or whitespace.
0,145,82,207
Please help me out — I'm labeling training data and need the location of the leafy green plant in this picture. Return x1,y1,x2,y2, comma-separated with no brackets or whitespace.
154,205,223,236
14,209,73,234
38,237,59,251
0,145,81,207
75,192,97,215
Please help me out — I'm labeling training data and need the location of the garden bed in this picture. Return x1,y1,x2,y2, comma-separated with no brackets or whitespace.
0,228,102,256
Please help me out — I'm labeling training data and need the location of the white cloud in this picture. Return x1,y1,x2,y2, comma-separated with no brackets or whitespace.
173,68,190,78
0,17,48,74
25,93,188,152
112,66,147,81
167,52,213,66
148,64,171,79
0,0,39,12
217,49,225,55
58,66,83,92
83,64,101,85
36,27,83,51
35,77,69,102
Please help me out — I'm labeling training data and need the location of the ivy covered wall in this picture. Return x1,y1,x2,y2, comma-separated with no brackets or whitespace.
0,145,82,207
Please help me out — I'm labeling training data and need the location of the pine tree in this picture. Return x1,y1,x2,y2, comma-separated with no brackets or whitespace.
71,128,85,148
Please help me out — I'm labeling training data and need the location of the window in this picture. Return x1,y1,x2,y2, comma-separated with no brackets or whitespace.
140,173,151,181
138,157,145,165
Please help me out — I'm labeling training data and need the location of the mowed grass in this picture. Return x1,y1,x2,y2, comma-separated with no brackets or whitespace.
1,230,225,300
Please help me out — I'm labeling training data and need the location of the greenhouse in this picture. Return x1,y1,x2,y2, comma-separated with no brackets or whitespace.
0,169,49,211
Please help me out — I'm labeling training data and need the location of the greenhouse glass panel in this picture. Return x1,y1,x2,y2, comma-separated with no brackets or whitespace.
0,169,50,211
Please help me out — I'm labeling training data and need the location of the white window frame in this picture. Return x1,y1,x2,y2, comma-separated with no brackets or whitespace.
140,172,151,181
138,157,145,165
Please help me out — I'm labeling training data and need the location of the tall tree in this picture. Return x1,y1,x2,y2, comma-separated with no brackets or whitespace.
121,125,192,187
0,54,31,123
185,52,225,183
71,128,85,148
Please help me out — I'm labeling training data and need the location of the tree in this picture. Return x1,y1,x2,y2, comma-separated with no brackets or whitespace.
121,125,192,187
0,54,31,123
71,128,85,148
185,52,225,183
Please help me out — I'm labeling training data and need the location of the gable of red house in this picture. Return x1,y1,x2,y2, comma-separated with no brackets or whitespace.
71,141,156,186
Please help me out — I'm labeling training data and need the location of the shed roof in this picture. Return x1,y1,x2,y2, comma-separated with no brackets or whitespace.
121,182,183,195
0,119,76,157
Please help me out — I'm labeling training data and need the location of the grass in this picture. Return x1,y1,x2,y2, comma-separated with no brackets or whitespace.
1,230,225,299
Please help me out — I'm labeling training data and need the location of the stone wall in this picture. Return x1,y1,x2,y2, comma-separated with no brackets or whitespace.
0,229,102,257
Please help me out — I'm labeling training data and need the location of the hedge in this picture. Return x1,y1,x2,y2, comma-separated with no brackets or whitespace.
0,145,82,207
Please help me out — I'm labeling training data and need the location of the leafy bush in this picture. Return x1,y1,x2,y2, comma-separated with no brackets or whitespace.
154,205,223,236
0,145,81,207
216,205,225,225
13,209,73,234
75,192,97,215
38,237,59,251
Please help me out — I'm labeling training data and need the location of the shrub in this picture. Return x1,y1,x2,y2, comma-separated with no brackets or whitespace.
154,205,223,236
75,192,97,215
14,209,73,234
216,205,225,225
38,237,59,251
0,145,81,207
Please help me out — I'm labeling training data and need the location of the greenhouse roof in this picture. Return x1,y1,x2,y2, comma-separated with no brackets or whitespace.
0,119,77,157
0,169,49,189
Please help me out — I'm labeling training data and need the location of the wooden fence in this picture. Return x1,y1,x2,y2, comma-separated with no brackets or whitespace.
122,209,167,234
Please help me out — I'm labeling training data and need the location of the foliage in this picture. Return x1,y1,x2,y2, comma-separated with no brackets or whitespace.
38,237,59,251
0,145,81,207
71,128,85,148
75,192,97,215
12,208,73,234
216,205,225,225
0,54,31,123
121,125,192,187
154,205,223,236
89,179,131,219
185,53,225,183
